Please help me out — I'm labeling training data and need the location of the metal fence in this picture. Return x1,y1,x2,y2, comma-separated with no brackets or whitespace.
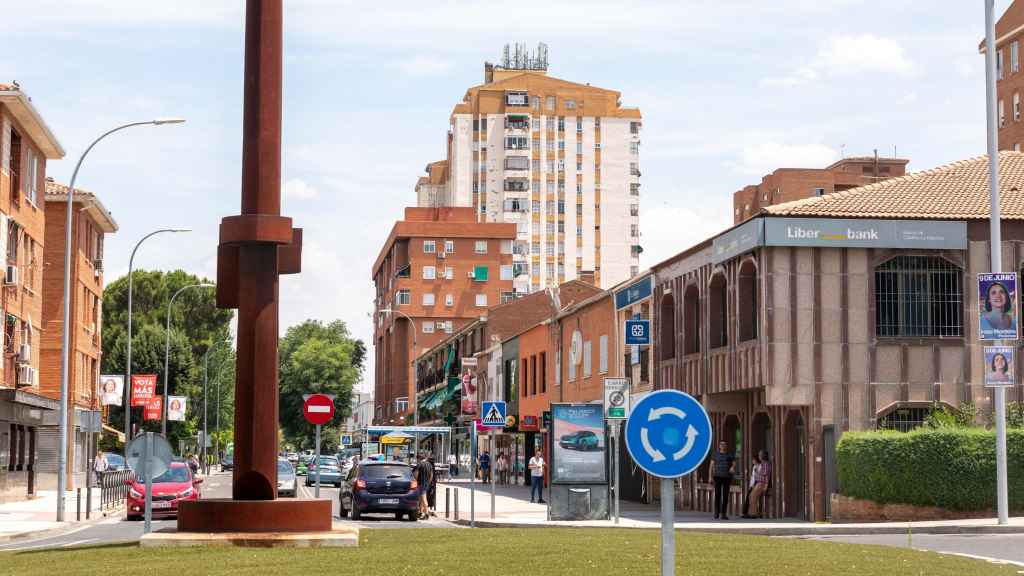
99,469,133,510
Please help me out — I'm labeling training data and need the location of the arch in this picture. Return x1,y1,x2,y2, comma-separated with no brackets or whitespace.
723,413,742,461
683,284,700,354
738,259,758,342
751,412,772,459
783,410,806,519
708,273,728,349
659,292,676,361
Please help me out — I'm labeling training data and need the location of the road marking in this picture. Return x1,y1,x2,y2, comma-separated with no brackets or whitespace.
60,539,95,548
937,551,1024,568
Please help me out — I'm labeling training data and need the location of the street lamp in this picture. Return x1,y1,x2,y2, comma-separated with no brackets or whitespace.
161,283,215,435
203,340,231,475
56,118,185,522
379,308,418,454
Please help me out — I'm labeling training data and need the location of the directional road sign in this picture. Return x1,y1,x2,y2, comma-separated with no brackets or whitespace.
303,393,335,426
481,401,507,427
625,390,712,479
625,320,651,346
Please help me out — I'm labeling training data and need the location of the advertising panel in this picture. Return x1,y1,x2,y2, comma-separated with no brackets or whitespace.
143,396,163,421
131,374,157,407
984,346,1016,387
99,375,124,406
978,273,1019,341
550,403,606,484
461,367,478,415
168,396,187,421
763,218,967,250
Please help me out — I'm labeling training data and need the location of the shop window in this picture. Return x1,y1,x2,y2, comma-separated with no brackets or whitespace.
875,256,962,337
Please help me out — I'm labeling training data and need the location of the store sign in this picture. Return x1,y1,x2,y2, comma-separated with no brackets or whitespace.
764,218,966,250
712,218,763,265
520,415,539,431
615,276,653,310
131,375,157,407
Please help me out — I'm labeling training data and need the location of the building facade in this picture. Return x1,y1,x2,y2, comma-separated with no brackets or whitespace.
993,0,1024,151
0,84,65,502
40,181,117,490
732,156,908,224
372,207,516,425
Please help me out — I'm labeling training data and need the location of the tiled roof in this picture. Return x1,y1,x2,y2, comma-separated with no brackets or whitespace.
45,180,119,232
764,152,1024,220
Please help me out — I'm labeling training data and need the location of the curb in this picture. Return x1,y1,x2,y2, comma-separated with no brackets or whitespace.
0,505,125,543
449,518,1024,536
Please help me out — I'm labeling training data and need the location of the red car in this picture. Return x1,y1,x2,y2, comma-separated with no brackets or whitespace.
126,462,203,520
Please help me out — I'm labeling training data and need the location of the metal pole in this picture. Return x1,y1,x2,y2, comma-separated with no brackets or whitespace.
490,431,496,519
985,0,1010,526
203,349,209,475
57,120,183,523
614,422,621,524
144,432,153,534
215,370,221,470
162,284,214,435
470,423,476,527
315,424,321,498
661,477,675,576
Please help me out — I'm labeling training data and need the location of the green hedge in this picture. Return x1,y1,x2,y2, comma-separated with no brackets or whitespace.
836,428,1024,511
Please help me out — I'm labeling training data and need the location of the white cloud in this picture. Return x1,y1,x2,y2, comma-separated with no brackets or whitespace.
731,141,839,176
284,178,319,200
397,55,454,78
761,34,913,87
639,205,731,267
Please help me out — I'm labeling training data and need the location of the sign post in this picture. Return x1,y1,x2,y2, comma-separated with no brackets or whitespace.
480,402,505,521
303,393,336,499
604,377,629,524
125,432,172,535
624,320,651,347
625,390,713,576
470,421,477,528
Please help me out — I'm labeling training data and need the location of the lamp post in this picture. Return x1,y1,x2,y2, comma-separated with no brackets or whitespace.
56,118,185,523
123,228,191,444
161,283,215,435
380,308,418,454
203,340,231,475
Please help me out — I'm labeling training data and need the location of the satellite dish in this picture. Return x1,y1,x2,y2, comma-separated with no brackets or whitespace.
126,433,174,480
570,330,582,365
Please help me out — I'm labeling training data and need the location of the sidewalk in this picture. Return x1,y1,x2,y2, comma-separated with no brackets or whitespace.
437,480,1024,535
0,488,114,542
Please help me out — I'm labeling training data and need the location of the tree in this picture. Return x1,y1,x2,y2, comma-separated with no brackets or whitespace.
278,320,365,449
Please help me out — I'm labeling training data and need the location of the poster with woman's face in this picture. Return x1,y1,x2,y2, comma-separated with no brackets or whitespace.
978,273,1019,340
984,346,1016,387
98,375,124,406
168,395,187,421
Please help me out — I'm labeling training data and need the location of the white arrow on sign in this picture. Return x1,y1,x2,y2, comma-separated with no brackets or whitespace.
673,425,698,461
640,427,665,462
649,406,686,422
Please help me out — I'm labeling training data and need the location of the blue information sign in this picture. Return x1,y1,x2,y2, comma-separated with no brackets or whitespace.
341,435,352,446
481,401,507,427
624,320,651,346
625,390,712,479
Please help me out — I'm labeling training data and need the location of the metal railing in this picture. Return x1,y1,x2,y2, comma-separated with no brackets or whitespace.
99,469,134,511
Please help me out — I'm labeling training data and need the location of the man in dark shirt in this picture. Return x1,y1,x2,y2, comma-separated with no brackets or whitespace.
479,451,491,483
416,453,433,519
711,441,735,520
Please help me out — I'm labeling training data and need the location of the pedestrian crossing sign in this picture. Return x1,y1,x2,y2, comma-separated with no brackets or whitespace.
481,401,507,427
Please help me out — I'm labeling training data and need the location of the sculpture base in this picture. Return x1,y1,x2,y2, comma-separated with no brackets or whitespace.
177,499,332,533
141,525,358,548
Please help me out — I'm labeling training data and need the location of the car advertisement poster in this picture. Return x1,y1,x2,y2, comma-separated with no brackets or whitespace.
978,273,1018,341
550,403,607,484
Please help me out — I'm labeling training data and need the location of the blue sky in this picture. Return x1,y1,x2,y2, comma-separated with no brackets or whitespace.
3,0,1011,390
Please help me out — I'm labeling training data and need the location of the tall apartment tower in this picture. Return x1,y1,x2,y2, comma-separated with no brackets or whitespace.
419,44,642,293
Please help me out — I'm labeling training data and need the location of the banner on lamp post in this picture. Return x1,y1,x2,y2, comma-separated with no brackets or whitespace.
131,375,157,407
143,396,163,421
99,375,124,406
168,396,187,421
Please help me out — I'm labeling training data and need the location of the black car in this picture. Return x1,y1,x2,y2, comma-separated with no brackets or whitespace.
339,461,420,521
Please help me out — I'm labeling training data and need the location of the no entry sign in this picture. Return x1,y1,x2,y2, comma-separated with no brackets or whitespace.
303,394,335,425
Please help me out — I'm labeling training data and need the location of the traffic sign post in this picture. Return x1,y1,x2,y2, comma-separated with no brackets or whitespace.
604,377,629,525
625,390,713,576
481,401,507,427
303,393,336,499
126,432,173,535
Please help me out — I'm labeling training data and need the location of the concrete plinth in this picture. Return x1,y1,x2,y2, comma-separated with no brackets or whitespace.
140,525,359,548
177,498,332,533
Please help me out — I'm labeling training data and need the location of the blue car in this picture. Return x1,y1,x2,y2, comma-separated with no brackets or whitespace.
339,461,419,521
305,456,342,487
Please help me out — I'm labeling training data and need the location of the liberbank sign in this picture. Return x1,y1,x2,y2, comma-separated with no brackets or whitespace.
712,217,967,264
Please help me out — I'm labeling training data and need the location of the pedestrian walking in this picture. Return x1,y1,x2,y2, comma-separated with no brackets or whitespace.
92,450,109,487
427,454,438,515
496,452,509,485
744,450,771,519
415,453,433,520
711,440,735,520
447,452,458,478
528,450,546,504
741,452,761,518
479,451,491,483
187,454,200,476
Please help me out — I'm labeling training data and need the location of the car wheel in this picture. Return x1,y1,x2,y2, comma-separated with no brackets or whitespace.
408,511,418,522
335,482,341,488
351,502,361,520
394,511,404,521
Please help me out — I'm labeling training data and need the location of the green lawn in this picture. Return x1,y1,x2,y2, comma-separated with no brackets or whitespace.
3,528,1019,576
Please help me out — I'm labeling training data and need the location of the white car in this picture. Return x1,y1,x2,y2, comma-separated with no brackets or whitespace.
277,458,297,497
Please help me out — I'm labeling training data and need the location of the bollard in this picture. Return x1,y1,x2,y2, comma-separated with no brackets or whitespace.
86,485,92,520
445,488,450,519
76,488,81,521
454,488,459,520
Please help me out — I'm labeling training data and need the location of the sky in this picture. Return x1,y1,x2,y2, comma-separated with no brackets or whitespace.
3,0,1012,392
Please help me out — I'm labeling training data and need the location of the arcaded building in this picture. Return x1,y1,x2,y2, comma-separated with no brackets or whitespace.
655,153,1024,521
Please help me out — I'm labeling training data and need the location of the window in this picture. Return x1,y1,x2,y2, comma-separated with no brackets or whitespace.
546,96,555,110
565,99,576,110
24,150,37,206
558,140,565,151
546,140,555,152
532,118,541,131
1000,99,1006,127
545,117,555,132
501,291,515,304
709,274,728,348
630,183,640,196
531,241,540,254
475,294,488,307
505,156,529,170
558,117,565,131
500,265,513,280
630,224,639,238
422,266,436,280
1014,41,1021,73
1015,93,1020,121
546,159,555,173
532,96,540,111
443,321,454,334
1017,143,1022,152
444,266,454,280
501,239,513,254
473,265,489,281
599,334,608,374
546,263,555,276
422,293,435,306
505,136,528,150
630,141,640,155
568,346,576,382
683,285,700,354
423,240,436,253
558,160,565,172
444,240,455,254
545,243,555,256
738,260,759,341
814,187,826,196
540,351,547,393
630,162,640,176
576,203,583,216
4,315,16,354
875,255,963,337
445,294,454,307
532,138,540,150
555,349,562,385
7,222,18,263
423,321,435,334
660,293,676,360
595,117,600,128
522,358,529,397
630,121,640,134
998,49,1005,80
481,118,487,132
475,240,488,254
396,289,411,305
504,179,529,192
583,340,592,378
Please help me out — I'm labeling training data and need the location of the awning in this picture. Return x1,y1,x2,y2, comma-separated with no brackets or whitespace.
102,424,125,443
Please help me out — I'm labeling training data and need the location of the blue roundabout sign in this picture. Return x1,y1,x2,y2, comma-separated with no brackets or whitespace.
625,390,713,479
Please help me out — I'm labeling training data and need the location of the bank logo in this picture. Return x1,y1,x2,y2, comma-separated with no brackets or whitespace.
786,225,880,241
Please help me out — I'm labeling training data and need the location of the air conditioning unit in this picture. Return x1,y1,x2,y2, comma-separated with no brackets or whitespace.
16,365,34,387
4,265,17,286
17,343,30,364
468,271,476,278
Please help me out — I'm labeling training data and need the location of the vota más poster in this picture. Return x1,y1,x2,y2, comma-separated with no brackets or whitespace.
550,403,606,484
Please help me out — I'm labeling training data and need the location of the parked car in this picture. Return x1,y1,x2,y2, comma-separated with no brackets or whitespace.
105,453,128,471
296,459,308,476
221,454,234,472
339,461,419,521
286,452,299,464
305,456,342,487
559,430,601,451
277,458,297,497
126,462,202,520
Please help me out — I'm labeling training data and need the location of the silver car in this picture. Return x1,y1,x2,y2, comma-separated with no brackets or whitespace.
277,458,297,497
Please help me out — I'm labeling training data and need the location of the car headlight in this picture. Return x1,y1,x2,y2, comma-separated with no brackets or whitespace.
179,487,194,498
129,488,143,499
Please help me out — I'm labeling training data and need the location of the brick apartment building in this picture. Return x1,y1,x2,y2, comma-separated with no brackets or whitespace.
40,180,117,490
0,84,65,502
991,0,1024,150
732,156,909,224
372,207,515,425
